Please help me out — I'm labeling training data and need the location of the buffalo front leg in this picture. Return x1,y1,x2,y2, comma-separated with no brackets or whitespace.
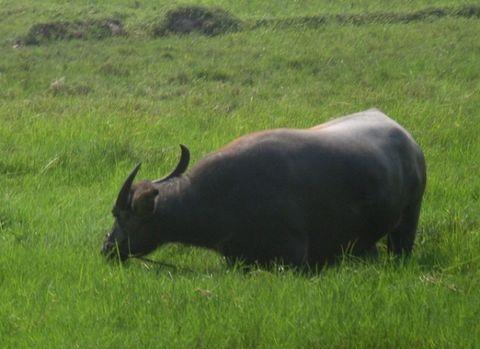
223,233,308,271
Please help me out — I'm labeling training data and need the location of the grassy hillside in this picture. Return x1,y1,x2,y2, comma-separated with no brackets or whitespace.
0,1,479,348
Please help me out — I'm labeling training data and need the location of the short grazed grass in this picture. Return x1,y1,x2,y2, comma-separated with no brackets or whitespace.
0,1,479,348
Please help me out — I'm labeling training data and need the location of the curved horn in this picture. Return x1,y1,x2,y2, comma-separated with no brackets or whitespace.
153,145,190,184
115,163,141,211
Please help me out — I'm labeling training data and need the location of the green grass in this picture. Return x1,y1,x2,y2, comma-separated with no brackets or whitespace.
1,1,479,348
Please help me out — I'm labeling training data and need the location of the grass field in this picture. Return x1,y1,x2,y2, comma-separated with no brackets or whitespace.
1,1,479,348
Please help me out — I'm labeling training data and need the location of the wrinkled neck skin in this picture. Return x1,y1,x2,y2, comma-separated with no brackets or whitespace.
152,176,224,251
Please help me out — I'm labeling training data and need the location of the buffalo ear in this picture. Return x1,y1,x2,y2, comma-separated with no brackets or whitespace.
131,185,159,216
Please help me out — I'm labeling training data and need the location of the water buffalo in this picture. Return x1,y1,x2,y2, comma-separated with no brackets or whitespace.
102,109,426,268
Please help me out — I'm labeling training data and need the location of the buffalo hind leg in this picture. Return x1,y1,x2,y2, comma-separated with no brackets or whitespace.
270,239,309,271
388,201,422,256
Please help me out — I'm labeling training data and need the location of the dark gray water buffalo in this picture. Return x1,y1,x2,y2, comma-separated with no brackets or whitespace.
102,109,426,268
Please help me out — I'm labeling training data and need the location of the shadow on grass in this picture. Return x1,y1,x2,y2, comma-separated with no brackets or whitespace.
116,249,411,278
0,161,36,177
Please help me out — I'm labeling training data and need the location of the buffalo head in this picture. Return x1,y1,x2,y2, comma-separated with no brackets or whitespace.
101,145,190,261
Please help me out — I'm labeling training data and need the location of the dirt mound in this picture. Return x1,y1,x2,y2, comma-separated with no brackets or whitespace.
153,6,242,37
253,4,480,29
23,18,126,45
